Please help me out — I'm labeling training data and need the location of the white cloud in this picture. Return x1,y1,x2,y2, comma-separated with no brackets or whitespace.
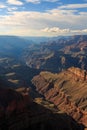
81,29,87,32
0,5,87,36
41,27,87,35
7,7,18,11
41,27,70,33
0,4,6,8
26,0,59,4
7,0,23,5
70,29,87,33
26,0,40,4
59,3,87,9
45,0,59,2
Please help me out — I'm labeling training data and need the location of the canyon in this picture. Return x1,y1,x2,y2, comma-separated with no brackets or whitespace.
0,86,83,130
32,67,87,127
0,35,87,129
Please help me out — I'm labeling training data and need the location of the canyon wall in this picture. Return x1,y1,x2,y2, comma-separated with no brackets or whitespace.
32,67,87,127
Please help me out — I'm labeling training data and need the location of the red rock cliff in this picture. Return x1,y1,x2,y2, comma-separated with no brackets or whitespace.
32,67,87,127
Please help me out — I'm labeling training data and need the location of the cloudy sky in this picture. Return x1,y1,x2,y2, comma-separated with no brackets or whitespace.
0,0,87,36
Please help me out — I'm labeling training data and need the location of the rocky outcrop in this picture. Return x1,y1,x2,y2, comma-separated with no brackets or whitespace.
0,87,83,130
68,67,87,81
32,67,87,127
24,35,87,72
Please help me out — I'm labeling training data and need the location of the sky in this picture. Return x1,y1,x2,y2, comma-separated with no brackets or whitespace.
0,0,87,36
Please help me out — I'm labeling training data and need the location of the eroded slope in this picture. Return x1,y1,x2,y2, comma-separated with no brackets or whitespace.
32,67,87,126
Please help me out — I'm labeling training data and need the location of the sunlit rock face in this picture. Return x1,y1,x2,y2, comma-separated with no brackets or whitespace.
32,67,87,127
25,35,87,72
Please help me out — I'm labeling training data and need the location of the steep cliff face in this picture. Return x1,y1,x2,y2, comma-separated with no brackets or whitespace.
32,67,87,127
0,86,83,130
24,35,87,72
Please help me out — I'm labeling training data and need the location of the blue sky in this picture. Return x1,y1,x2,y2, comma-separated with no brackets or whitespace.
0,0,87,36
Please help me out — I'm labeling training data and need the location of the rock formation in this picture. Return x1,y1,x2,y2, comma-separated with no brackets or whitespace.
32,67,87,127
0,86,83,130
